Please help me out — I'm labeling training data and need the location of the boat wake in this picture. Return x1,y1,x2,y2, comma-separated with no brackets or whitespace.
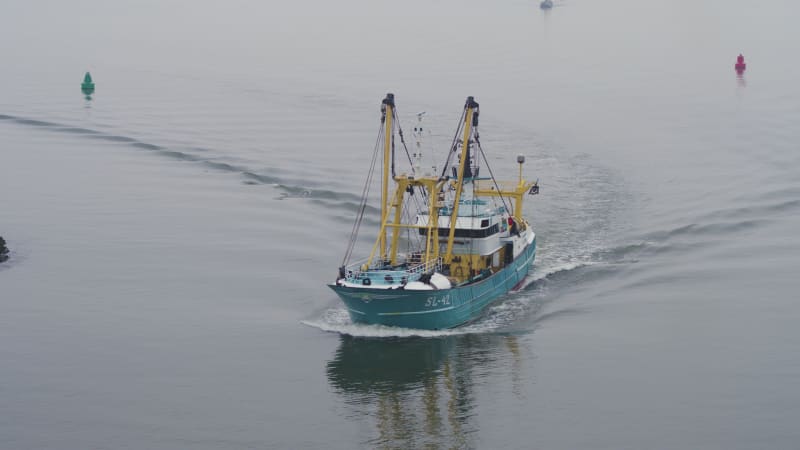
526,260,598,283
0,113,377,217
301,308,471,338
301,305,536,338
304,145,634,337
0,246,25,272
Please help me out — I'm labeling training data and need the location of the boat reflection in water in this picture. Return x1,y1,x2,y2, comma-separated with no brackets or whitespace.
326,333,526,448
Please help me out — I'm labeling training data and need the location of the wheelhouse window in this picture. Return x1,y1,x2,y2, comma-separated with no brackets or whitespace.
419,223,499,238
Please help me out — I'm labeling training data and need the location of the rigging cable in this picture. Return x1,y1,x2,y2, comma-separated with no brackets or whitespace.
475,136,512,217
341,122,385,267
390,114,396,179
393,109,415,172
440,107,468,179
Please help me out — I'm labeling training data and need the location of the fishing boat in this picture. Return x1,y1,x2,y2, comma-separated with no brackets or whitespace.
329,94,539,330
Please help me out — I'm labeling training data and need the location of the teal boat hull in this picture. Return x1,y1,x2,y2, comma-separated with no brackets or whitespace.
329,238,536,330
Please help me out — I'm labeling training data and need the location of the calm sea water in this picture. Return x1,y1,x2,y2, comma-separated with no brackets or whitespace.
2,0,800,448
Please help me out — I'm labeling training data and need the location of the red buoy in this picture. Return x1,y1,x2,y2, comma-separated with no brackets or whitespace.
735,54,746,72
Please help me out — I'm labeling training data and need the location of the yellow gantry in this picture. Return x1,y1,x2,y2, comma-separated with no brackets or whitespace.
368,175,446,267
367,94,536,273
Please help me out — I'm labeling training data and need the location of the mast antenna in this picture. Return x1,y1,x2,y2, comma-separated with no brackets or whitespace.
413,111,430,176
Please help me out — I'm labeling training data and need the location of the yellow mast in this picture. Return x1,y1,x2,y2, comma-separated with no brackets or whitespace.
380,93,394,261
388,185,403,265
443,96,478,263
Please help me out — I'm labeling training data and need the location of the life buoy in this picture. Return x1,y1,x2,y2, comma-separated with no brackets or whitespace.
362,278,371,286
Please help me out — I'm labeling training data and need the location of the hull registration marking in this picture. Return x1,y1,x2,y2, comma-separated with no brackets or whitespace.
378,306,456,316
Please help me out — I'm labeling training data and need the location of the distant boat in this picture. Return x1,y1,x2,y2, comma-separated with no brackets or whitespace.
329,94,540,330
540,0,553,9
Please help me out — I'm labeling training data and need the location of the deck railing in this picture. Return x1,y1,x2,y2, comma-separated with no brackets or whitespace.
343,255,442,282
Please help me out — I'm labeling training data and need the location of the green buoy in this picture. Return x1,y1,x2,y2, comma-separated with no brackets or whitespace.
81,71,95,94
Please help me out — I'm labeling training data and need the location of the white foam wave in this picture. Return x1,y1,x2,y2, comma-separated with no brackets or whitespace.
302,299,546,338
527,260,598,282
301,306,506,338
301,308,464,338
